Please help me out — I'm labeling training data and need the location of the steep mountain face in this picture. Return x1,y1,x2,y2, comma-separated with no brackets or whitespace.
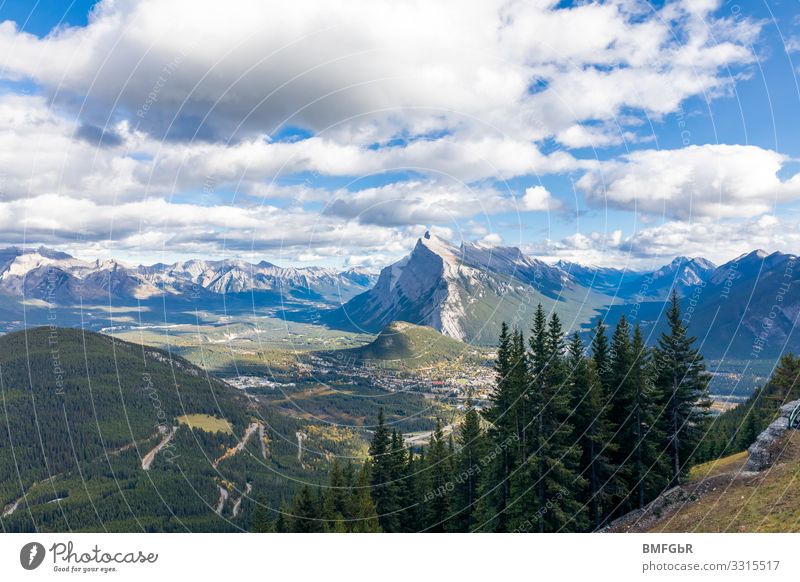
689,250,800,357
555,261,639,293
619,256,717,299
0,247,375,306
603,250,800,357
555,257,716,299
324,232,604,343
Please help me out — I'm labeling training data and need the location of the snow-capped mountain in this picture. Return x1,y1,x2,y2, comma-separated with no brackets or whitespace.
0,247,376,305
324,231,596,343
555,256,717,298
3,241,798,356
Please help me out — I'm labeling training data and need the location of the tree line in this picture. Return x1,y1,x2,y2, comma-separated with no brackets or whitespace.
257,291,714,532
695,352,800,463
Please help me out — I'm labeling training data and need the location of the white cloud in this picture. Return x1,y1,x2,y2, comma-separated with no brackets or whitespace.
518,186,560,212
530,215,800,268
0,0,777,264
0,193,413,262
0,93,582,205
577,145,800,219
785,36,800,54
0,0,759,146
323,181,562,227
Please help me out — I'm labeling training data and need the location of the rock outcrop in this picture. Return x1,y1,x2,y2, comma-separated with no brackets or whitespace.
744,400,800,472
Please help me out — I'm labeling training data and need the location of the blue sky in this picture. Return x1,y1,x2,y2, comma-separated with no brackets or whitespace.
0,0,799,269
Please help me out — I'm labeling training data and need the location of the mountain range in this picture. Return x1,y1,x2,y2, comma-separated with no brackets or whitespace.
326,233,799,356
1,238,797,357
0,246,376,306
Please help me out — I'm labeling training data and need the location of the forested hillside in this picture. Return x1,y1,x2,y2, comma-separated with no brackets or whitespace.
274,292,716,532
0,327,352,532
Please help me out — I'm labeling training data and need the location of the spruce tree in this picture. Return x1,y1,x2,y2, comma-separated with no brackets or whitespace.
388,430,411,530
275,501,290,533
290,486,324,532
368,409,401,531
350,464,381,532
250,493,273,533
653,291,712,485
592,317,613,396
607,314,635,514
450,398,486,531
567,332,615,530
510,308,586,532
422,419,451,531
477,322,518,531
400,448,421,531
628,324,669,508
322,458,349,531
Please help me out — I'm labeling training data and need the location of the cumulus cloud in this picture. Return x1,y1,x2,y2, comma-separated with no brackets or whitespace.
323,181,560,227
0,194,413,261
0,0,779,264
518,186,560,211
0,0,759,145
577,145,800,219
530,215,800,268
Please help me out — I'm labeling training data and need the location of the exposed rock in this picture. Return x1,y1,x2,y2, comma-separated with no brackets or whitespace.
744,400,800,472
601,486,688,533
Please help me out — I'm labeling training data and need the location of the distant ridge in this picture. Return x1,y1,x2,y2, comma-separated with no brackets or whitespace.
0,245,376,305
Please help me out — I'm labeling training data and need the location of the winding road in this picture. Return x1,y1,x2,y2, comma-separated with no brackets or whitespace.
141,426,178,471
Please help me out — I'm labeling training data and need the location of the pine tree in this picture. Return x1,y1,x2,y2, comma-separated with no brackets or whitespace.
592,317,613,396
449,397,486,531
567,332,616,530
422,419,451,531
368,409,401,531
628,324,669,508
350,464,381,532
290,486,324,532
477,322,518,532
653,291,712,485
510,308,586,532
250,493,273,533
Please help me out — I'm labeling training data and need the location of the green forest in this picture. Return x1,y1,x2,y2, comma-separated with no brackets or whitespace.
266,292,732,532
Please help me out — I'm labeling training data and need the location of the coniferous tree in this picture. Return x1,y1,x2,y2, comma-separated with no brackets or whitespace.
290,486,324,532
275,501,290,533
653,291,712,485
250,493,273,533
592,317,613,396
368,409,401,531
388,430,411,530
697,354,800,465
350,464,381,533
422,419,451,531
628,324,669,508
399,448,421,531
450,398,486,531
322,459,349,532
607,314,635,514
567,332,616,530
477,322,517,531
510,308,586,532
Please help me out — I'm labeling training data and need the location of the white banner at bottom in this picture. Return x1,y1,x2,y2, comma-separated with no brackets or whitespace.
0,533,795,581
